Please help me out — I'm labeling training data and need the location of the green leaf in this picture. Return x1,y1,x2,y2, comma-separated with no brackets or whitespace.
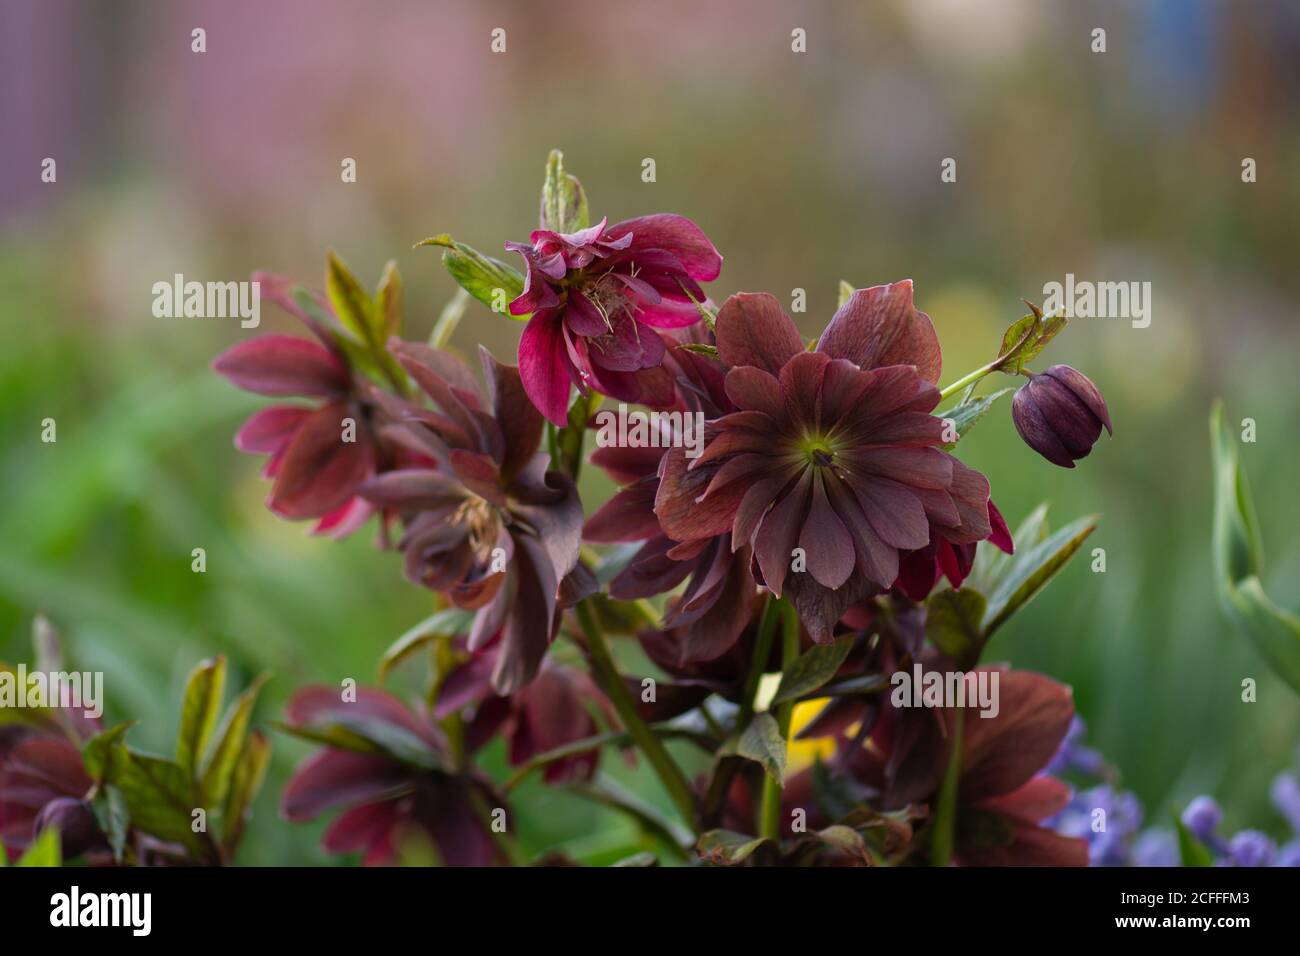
90,785,130,863
566,773,692,856
1210,402,1300,693
1174,814,1214,867
15,824,61,867
936,388,1013,449
815,824,873,864
980,512,1098,638
771,638,853,706
837,280,855,309
417,234,526,318
108,751,209,856
540,149,589,234
200,672,269,807
378,608,475,683
83,722,132,784
926,588,988,669
279,712,441,770
177,656,226,780
374,259,403,339
994,305,1067,375
221,729,270,855
735,712,787,784
696,829,776,865
326,250,383,349
817,673,889,697
968,504,1049,595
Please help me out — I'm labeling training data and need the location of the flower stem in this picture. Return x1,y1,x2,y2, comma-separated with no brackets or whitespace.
759,598,800,840
937,359,1001,402
575,599,700,834
701,596,779,827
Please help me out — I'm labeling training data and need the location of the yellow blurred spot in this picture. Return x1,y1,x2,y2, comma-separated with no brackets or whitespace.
786,699,840,773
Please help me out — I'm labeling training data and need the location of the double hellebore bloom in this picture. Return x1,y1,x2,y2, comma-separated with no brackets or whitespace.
213,274,386,536
281,686,507,866
656,283,997,641
508,214,723,425
358,342,583,693
1011,364,1112,468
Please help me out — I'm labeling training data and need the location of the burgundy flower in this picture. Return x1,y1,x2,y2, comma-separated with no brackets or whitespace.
280,686,507,866
357,342,584,694
0,732,106,863
213,274,392,536
655,283,995,641
585,326,760,663
1011,364,1113,469
508,215,722,425
436,646,615,783
834,667,1087,865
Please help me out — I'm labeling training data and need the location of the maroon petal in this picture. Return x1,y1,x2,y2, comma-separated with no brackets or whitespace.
816,280,942,383
848,478,930,551
321,801,398,855
1043,365,1112,435
754,469,812,597
269,402,374,519
449,450,507,505
606,214,722,282
798,472,856,589
723,366,784,419
518,309,574,426
584,478,662,543
281,750,411,821
960,671,1074,802
490,534,558,694
213,334,349,398
358,469,465,510
822,473,899,587
779,350,831,429
655,447,747,542
480,348,545,480
715,293,804,377
234,405,310,454
987,501,1014,553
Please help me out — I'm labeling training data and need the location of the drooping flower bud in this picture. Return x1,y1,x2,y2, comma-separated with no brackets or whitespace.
1011,364,1112,468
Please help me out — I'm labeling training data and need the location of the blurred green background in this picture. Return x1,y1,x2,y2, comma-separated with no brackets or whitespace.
2,0,1299,864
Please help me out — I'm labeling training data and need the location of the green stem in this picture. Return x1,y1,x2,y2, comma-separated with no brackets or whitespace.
937,359,1001,402
575,600,700,834
759,599,800,840
930,708,964,867
701,595,778,827
736,597,780,731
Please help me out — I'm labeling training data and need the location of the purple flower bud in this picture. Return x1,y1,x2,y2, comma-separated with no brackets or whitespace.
1181,796,1222,842
1228,830,1276,867
34,796,102,860
1011,365,1113,468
